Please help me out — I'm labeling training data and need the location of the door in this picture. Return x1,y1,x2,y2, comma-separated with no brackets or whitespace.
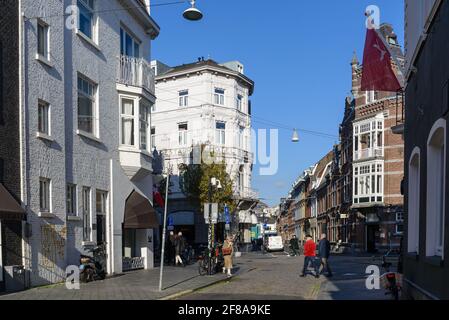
367,225,377,253
97,215,106,244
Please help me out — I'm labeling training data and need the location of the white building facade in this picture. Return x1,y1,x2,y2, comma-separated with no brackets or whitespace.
18,0,159,286
151,59,257,244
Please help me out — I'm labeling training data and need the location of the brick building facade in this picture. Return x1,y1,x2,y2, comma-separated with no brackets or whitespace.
350,24,405,252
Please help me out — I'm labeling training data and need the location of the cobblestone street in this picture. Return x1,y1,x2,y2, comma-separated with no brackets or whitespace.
0,252,392,300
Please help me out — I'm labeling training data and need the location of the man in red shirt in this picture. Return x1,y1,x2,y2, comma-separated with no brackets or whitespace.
300,235,319,278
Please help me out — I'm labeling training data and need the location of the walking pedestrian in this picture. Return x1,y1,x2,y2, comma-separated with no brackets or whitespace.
289,235,299,256
300,234,319,278
174,232,186,267
222,235,234,277
168,231,176,265
318,233,333,277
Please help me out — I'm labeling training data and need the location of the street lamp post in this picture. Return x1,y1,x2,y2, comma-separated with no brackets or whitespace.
158,173,170,292
207,177,221,275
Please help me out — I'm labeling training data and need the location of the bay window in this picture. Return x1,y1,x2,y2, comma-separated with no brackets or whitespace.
139,102,150,150
121,99,135,146
353,161,383,204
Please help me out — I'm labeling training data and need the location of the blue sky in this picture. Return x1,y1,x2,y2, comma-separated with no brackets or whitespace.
151,0,404,206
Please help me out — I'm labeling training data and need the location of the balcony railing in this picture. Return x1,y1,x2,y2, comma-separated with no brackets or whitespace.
354,147,384,161
117,55,155,95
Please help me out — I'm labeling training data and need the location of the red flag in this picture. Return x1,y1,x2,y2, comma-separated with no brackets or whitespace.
360,28,401,92
153,185,164,208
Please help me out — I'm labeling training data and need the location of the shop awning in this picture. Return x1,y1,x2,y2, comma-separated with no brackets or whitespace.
123,190,159,229
0,183,25,220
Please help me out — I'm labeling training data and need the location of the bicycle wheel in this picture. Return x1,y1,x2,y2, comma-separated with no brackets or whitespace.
198,259,207,276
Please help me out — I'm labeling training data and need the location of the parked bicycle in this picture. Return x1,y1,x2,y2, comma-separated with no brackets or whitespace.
198,247,216,276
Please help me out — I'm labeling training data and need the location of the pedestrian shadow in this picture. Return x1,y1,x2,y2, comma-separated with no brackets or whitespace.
163,274,201,290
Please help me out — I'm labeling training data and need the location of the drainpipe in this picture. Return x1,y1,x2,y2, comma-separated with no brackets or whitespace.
18,0,31,288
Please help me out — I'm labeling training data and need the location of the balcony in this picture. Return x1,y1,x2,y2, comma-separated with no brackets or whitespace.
116,55,155,96
354,147,384,161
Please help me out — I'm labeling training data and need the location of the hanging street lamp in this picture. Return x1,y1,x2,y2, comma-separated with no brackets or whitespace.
183,0,203,21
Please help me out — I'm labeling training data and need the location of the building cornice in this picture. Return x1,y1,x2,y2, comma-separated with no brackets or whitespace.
155,65,255,95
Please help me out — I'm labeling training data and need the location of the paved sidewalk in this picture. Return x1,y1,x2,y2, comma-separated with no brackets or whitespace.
317,254,396,300
0,257,250,300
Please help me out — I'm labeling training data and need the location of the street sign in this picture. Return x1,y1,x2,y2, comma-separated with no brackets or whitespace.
224,205,230,224
167,226,174,231
204,203,219,224
168,216,174,226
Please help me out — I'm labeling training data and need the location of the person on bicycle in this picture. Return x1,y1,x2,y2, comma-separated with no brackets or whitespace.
222,235,234,277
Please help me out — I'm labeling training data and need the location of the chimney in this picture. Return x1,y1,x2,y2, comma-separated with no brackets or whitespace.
143,0,151,15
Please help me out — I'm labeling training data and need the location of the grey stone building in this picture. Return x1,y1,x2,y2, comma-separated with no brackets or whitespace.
0,0,26,292
1,0,160,288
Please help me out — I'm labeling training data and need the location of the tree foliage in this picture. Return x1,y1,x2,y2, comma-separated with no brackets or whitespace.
179,146,237,213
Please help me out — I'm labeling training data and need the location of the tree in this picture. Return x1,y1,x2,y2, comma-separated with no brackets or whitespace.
179,146,237,213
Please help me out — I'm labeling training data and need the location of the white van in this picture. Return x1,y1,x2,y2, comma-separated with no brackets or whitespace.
265,235,284,252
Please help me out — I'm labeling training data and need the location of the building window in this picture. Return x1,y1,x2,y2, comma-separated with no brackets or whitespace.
38,101,50,135
236,94,243,111
151,127,156,149
78,75,97,135
120,27,140,58
139,101,150,150
39,178,51,213
214,88,225,105
179,90,189,107
78,0,95,40
82,187,91,241
238,126,245,149
37,20,49,59
120,98,135,146
67,184,77,216
407,148,421,254
426,119,446,257
96,190,107,215
366,90,378,104
178,123,188,146
216,121,226,145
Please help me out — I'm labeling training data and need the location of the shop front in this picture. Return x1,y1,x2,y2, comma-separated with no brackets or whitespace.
0,183,26,292
122,190,159,271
